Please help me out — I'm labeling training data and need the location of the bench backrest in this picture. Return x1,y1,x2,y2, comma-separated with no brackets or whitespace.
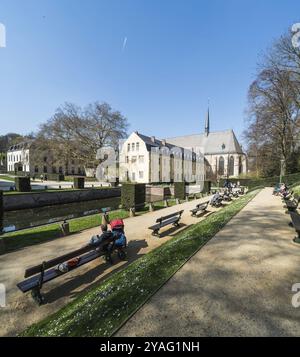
156,210,184,224
196,201,209,209
24,237,115,278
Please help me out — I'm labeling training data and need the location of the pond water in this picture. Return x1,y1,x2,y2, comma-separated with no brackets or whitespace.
3,196,121,232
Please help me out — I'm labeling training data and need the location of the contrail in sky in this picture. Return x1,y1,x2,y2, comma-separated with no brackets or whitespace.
122,37,127,51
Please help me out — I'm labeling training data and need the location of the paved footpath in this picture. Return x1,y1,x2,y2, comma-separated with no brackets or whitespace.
0,194,221,336
117,188,300,337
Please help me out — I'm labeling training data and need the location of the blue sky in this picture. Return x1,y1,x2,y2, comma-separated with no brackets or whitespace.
0,0,300,145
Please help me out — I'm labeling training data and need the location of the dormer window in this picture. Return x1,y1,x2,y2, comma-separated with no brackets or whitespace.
221,143,226,150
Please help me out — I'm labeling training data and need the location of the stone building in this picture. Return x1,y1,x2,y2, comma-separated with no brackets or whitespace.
119,110,247,183
119,132,204,184
7,141,85,177
166,110,247,179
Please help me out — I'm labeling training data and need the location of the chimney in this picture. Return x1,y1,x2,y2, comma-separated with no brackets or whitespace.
151,136,155,143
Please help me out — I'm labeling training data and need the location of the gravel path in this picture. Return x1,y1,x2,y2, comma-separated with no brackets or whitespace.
116,188,300,337
0,194,224,336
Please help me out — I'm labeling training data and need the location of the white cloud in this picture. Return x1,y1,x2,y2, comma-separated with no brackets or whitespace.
0,23,6,48
122,37,127,51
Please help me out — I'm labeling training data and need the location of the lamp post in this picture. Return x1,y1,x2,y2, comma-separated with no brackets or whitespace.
279,159,284,184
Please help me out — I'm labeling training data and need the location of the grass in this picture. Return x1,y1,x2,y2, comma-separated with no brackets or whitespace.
291,183,300,195
0,209,129,254
21,189,260,337
0,175,14,182
0,195,199,253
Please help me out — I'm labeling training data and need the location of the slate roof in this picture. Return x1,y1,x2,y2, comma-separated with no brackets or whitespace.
166,130,244,155
7,141,33,152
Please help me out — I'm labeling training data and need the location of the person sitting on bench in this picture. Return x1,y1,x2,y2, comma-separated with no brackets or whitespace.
89,224,113,248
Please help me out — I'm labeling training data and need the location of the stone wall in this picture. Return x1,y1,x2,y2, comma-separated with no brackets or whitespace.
3,188,121,211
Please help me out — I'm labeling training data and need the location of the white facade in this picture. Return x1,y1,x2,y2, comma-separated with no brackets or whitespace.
119,132,204,184
119,132,151,183
7,147,30,173
7,142,85,176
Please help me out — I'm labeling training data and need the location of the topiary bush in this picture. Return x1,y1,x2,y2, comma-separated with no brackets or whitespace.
73,177,85,189
202,181,212,193
47,173,65,181
121,183,146,210
0,190,3,233
174,182,186,200
15,177,31,192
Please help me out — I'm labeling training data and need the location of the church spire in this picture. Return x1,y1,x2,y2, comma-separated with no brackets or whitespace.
205,103,210,136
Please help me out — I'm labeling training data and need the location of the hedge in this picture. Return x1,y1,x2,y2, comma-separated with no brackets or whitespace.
202,181,212,193
174,182,186,199
15,177,31,192
46,174,65,181
214,172,300,189
121,183,146,210
0,190,3,233
74,177,85,189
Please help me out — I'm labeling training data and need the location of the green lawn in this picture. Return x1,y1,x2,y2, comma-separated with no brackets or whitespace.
0,175,14,182
0,197,196,253
21,189,260,337
291,183,300,195
0,209,129,254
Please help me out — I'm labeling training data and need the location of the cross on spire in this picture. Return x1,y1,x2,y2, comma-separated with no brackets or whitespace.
205,101,210,136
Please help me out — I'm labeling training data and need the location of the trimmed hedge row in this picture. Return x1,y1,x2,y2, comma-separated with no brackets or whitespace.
15,177,31,192
0,190,3,233
73,177,85,189
174,182,186,199
215,172,300,189
121,183,146,210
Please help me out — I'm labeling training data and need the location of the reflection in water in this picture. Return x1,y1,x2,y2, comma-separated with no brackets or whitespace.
3,197,121,232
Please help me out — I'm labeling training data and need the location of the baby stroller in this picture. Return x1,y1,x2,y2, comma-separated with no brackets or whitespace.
89,218,127,264
107,219,127,262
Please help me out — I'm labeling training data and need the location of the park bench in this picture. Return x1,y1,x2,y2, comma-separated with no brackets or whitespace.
17,235,126,305
210,196,223,207
221,192,232,202
282,190,294,201
148,210,184,236
289,211,300,240
284,194,300,211
190,201,209,217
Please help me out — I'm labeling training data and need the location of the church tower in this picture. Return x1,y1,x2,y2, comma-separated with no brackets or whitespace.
205,107,210,136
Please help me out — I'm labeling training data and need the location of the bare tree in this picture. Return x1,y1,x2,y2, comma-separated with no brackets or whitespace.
37,101,129,171
245,28,300,176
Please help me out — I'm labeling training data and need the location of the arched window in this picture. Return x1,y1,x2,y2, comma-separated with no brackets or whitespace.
228,156,234,176
218,156,224,175
239,156,242,175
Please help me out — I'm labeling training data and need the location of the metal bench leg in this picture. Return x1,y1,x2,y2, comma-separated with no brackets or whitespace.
31,261,46,305
31,287,44,305
151,228,160,236
293,231,300,244
173,220,180,227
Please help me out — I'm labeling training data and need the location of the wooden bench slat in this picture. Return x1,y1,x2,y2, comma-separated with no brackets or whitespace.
155,210,184,223
18,250,102,293
149,210,184,235
290,212,300,231
24,237,115,278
